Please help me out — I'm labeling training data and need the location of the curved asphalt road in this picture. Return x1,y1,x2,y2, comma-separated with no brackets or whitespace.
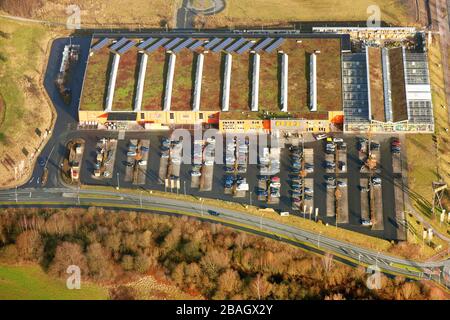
0,187,449,288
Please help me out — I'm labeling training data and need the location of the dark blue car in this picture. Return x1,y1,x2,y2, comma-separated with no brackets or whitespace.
38,156,47,167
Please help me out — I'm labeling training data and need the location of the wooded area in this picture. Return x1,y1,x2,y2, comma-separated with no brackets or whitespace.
0,207,446,300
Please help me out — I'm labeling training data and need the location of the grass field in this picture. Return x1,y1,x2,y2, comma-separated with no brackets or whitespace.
212,0,416,26
34,0,177,27
2,0,417,28
0,264,107,300
406,34,450,237
0,17,55,187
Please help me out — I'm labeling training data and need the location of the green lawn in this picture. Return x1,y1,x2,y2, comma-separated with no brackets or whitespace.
0,265,108,300
0,18,48,140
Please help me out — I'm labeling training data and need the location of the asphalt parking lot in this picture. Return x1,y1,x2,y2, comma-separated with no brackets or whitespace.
72,130,406,241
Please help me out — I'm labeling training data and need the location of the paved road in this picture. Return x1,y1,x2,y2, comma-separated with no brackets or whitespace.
0,187,448,287
176,0,226,29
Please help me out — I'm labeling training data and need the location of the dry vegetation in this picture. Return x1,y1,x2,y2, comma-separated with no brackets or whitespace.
0,0,177,28
0,207,446,300
406,34,450,239
0,17,56,188
201,52,223,111
368,47,386,122
1,0,418,29
172,50,196,112
113,48,139,111
197,0,418,28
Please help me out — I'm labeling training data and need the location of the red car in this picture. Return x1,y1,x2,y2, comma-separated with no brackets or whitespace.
391,138,401,147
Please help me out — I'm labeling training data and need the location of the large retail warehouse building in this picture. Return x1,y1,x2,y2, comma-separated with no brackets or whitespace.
78,30,434,134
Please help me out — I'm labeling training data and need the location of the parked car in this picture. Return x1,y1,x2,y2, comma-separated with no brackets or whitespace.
326,183,337,189
326,176,336,183
191,171,201,177
315,133,327,140
337,180,347,187
370,142,380,151
127,151,137,157
292,167,300,174
303,194,313,201
372,177,382,184
292,162,301,168
124,161,134,167
338,142,347,150
305,167,314,173
391,138,401,147
325,161,336,169
361,219,373,227
358,137,368,144
38,156,47,167
138,160,147,166
360,186,369,192
392,146,401,154
333,137,344,143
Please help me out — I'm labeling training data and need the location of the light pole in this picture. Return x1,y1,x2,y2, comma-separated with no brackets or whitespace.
358,253,362,264
260,212,266,230
116,172,120,190
184,181,186,196
15,186,18,203
249,191,252,206
140,190,143,208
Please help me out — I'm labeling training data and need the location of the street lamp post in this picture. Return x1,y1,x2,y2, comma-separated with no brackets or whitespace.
140,191,143,208
200,199,204,217
116,172,120,190
249,191,252,206
260,212,266,230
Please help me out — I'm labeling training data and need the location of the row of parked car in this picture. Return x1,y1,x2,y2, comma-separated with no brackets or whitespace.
325,175,347,189
256,176,280,198
224,175,248,191
289,146,313,206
